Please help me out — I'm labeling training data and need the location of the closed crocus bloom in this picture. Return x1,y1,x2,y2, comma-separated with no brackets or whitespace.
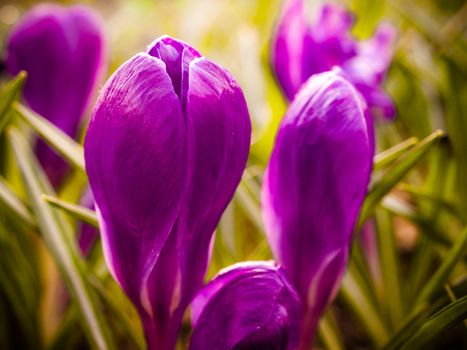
190,261,300,350
262,69,372,349
6,4,105,185
84,36,251,350
272,0,396,118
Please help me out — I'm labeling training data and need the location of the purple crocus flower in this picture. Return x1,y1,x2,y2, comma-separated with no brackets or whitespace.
272,0,396,118
190,261,301,350
84,36,251,350
262,69,373,349
5,4,106,186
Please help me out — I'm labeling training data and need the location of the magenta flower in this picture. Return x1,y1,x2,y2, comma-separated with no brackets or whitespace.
5,4,106,186
190,261,300,350
84,36,251,350
272,0,396,118
262,69,373,348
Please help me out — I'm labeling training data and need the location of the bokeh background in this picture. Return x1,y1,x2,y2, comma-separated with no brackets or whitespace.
0,0,466,349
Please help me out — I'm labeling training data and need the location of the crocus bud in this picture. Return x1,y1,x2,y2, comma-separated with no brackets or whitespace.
190,261,301,350
272,0,396,118
5,4,106,186
84,36,251,350
262,69,372,349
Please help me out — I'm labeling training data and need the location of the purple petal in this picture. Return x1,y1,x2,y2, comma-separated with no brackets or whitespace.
343,23,396,86
189,261,300,350
6,4,106,186
262,70,372,348
342,23,397,118
308,3,356,66
271,1,396,119
147,35,201,109
142,55,251,350
271,0,311,100
84,53,187,308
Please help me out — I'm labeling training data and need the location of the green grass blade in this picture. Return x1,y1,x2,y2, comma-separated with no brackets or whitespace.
0,176,35,228
399,184,465,223
235,183,264,233
42,194,98,227
340,267,389,346
382,195,452,247
0,72,27,134
400,295,467,350
7,127,115,350
13,103,85,171
359,130,445,224
415,226,467,310
375,208,404,328
317,312,344,350
374,137,418,171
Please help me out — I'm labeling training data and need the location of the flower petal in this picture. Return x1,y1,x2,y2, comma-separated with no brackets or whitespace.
342,23,397,118
272,0,311,100
262,69,372,347
142,56,251,348
302,3,356,77
84,53,186,306
6,4,106,185
147,35,201,108
189,261,300,350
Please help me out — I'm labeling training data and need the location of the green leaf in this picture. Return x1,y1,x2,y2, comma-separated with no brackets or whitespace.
42,194,98,227
13,103,85,171
400,295,467,350
382,195,451,247
375,208,404,328
374,137,418,171
340,266,389,346
0,176,35,228
414,226,467,310
0,72,27,135
317,312,344,350
0,223,41,348
7,127,115,350
89,275,145,350
360,130,445,224
235,183,264,233
383,279,467,350
399,183,465,223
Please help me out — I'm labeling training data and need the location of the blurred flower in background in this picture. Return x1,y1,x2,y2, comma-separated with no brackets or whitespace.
5,3,106,186
272,0,396,118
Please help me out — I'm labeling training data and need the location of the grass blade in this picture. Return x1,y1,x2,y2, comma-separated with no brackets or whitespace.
317,312,344,350
0,72,26,134
340,267,389,346
359,130,445,224
7,127,115,350
400,295,467,350
13,103,85,171
375,208,404,328
374,137,418,171
42,194,98,227
0,176,35,228
415,226,467,310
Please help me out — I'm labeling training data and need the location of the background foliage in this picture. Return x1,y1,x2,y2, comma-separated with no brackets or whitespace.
0,0,466,349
